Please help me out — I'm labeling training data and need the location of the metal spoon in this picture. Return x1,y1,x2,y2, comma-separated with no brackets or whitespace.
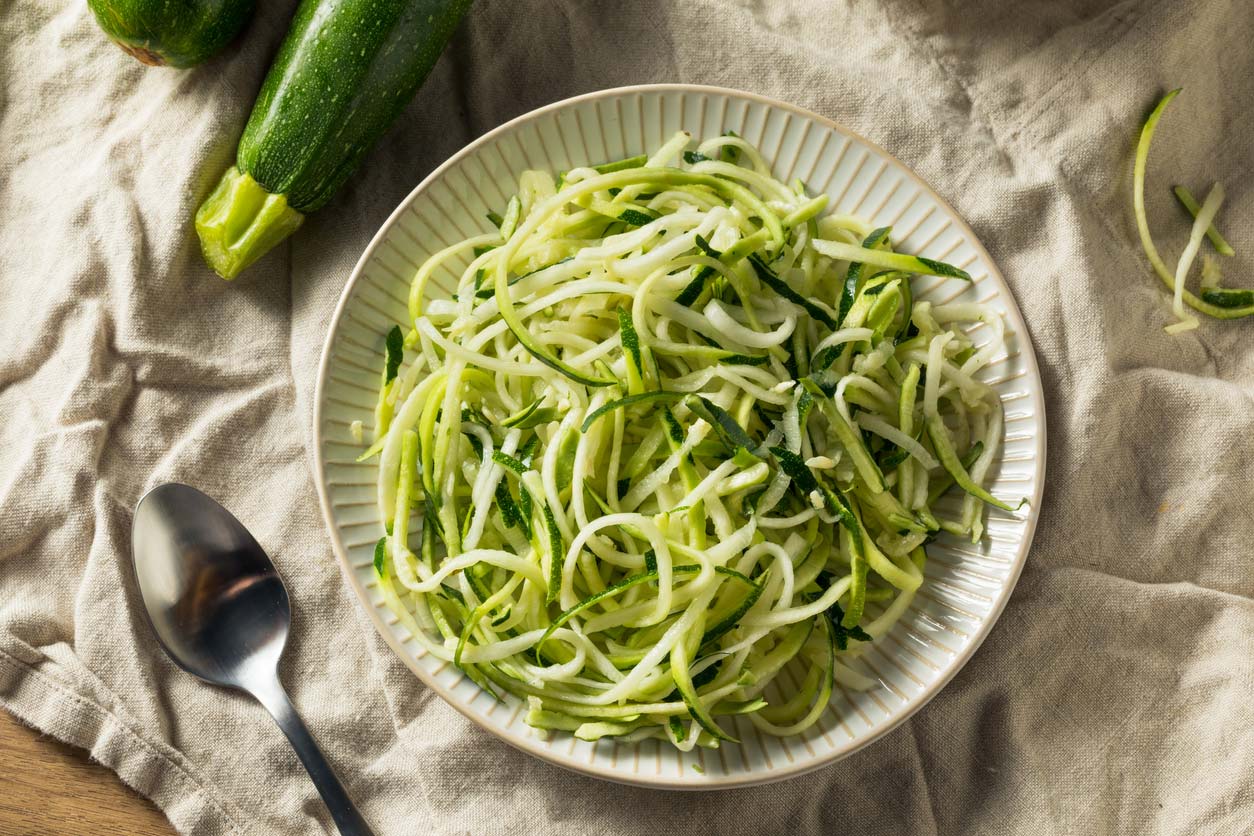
131,482,375,836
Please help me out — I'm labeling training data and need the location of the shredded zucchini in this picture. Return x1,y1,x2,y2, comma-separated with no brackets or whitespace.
367,132,1018,748
1173,185,1235,257
1132,89,1249,327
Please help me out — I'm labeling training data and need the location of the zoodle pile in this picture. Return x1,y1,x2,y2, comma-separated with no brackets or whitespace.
362,131,1017,749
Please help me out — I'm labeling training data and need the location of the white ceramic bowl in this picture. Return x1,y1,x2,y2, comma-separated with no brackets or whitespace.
313,84,1046,788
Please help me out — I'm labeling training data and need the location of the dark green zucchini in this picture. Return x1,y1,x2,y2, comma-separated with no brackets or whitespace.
196,0,473,279
87,0,255,68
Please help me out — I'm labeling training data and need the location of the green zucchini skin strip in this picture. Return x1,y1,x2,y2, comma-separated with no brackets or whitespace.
618,208,657,227
618,308,647,394
675,270,710,306
840,227,891,327
811,239,972,281
1201,288,1254,309
543,504,564,603
748,256,839,330
828,603,872,651
581,391,685,432
383,326,404,383
926,415,1017,512
927,440,984,504
671,615,737,742
769,446,837,512
702,568,769,646
683,394,758,456
369,325,405,448
500,398,543,429
593,154,648,174
537,565,758,649
373,536,387,578
499,196,522,240
674,234,722,307
491,450,528,474
835,494,868,627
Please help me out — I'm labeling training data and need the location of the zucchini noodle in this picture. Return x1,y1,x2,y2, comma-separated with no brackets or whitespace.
363,132,1018,748
1132,89,1249,327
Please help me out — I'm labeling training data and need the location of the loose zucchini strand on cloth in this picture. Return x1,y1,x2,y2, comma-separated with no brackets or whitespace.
1132,89,1249,327
364,132,1018,747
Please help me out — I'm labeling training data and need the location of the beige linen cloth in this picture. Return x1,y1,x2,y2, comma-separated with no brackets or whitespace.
1,1,1251,833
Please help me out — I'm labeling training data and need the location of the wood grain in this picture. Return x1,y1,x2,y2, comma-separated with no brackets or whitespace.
0,709,175,836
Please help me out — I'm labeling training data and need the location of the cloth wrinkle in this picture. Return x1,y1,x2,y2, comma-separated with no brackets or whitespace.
0,647,251,836
1006,0,1154,144
891,0,1015,168
903,719,942,836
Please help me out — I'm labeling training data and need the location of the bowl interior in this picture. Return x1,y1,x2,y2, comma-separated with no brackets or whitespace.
313,85,1046,788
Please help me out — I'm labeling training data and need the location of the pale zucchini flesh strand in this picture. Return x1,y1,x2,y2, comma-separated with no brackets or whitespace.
1132,89,1253,323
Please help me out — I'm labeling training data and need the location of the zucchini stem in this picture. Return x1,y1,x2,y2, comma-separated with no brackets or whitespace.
195,166,304,279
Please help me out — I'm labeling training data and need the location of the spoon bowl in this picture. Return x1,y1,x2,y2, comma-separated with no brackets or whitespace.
132,483,290,689
131,483,374,836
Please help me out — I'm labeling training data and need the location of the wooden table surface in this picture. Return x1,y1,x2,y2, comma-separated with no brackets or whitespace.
0,709,175,836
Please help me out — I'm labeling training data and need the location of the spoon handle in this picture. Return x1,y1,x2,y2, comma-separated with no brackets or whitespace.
253,677,377,836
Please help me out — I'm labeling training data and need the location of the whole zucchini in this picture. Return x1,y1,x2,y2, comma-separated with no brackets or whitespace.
195,0,473,279
87,0,255,68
